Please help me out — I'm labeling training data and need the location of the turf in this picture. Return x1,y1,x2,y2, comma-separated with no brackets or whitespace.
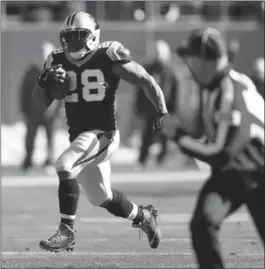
2,171,264,268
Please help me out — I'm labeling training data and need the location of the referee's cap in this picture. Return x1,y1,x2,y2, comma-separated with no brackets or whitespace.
176,28,227,60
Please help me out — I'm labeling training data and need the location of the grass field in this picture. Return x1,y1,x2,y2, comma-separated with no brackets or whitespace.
2,170,264,268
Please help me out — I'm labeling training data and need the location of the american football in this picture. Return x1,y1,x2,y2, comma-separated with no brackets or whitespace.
47,66,70,100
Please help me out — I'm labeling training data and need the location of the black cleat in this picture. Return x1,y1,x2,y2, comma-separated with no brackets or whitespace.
133,205,161,249
39,223,75,253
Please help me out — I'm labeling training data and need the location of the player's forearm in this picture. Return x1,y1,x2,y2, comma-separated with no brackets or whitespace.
32,83,53,111
141,75,168,115
112,61,167,114
177,135,227,164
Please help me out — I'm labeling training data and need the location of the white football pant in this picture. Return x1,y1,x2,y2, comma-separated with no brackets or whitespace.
55,130,120,206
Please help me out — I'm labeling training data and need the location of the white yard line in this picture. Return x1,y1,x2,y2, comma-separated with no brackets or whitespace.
9,238,259,243
2,251,263,256
12,238,108,242
2,171,209,187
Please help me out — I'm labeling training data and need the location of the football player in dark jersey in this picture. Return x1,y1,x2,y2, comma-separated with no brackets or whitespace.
33,12,168,252
162,28,264,269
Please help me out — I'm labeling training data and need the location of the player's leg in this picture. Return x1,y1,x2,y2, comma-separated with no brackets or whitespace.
77,131,161,249
40,131,107,252
156,133,169,165
138,117,154,167
43,117,55,168
190,170,245,269
245,172,265,246
23,116,39,171
79,160,144,223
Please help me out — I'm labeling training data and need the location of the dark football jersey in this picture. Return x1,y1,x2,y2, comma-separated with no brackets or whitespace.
42,41,131,141
201,69,264,171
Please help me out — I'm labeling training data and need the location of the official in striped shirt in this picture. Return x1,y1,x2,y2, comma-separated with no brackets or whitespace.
163,27,264,269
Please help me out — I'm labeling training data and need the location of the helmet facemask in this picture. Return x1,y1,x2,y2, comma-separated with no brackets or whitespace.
60,28,99,60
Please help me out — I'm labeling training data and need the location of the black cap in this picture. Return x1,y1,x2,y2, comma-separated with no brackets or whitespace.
176,28,227,60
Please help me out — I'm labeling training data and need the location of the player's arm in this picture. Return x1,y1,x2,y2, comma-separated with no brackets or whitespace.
32,81,53,111
32,53,55,111
113,61,168,115
176,77,235,165
106,41,167,116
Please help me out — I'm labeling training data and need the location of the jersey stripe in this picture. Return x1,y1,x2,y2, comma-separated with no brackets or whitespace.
230,140,264,171
244,143,264,167
71,132,112,167
72,133,104,168
76,143,110,166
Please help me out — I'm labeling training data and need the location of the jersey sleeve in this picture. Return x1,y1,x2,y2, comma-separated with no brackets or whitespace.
106,41,131,64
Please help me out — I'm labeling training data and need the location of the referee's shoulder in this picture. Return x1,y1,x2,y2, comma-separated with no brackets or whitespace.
229,69,257,92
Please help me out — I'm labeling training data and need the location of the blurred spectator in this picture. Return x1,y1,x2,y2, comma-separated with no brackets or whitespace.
251,57,264,99
20,1,69,22
227,39,240,65
105,1,146,21
159,2,180,22
228,1,264,21
135,40,179,168
20,41,61,174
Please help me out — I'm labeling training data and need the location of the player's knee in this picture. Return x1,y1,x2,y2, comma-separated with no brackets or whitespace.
55,155,73,174
89,191,112,207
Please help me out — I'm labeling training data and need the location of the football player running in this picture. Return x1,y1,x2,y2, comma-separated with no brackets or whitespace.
162,28,264,269
33,12,168,252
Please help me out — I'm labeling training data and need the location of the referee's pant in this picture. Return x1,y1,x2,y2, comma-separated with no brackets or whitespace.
190,169,265,269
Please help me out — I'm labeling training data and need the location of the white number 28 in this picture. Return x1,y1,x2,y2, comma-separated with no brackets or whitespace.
65,69,106,103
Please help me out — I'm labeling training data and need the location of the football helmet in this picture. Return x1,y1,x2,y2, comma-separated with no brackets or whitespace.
60,12,100,60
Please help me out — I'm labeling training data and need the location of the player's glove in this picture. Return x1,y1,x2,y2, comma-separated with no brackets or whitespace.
48,64,68,86
153,113,168,132
38,64,67,88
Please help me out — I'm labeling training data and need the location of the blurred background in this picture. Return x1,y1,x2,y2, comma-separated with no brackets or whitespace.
1,0,264,173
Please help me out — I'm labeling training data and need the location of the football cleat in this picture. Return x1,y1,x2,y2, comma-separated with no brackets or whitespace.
132,205,161,249
39,223,75,252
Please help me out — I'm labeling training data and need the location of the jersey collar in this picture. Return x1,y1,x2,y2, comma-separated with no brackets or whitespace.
65,49,97,67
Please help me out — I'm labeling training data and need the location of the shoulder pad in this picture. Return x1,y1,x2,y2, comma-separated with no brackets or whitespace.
99,41,113,49
52,48,64,55
44,48,63,69
44,52,54,69
105,41,131,63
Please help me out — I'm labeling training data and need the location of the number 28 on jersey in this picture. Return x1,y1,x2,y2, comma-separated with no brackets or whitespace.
65,69,106,103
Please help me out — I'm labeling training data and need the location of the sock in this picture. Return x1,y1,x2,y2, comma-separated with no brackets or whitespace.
101,189,144,223
58,172,80,229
